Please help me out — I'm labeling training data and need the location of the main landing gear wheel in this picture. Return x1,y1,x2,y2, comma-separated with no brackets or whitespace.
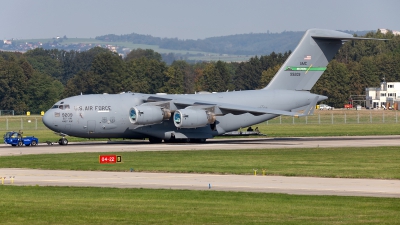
30,140,37,146
58,138,69,145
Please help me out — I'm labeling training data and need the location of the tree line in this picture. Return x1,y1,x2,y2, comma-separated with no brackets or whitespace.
0,30,399,114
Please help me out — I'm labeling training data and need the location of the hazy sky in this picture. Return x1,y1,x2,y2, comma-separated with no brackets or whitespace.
1,0,399,40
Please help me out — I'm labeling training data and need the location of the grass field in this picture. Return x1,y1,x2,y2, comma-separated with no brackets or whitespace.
16,38,215,55
267,109,400,124
0,186,399,225
1,147,399,179
14,38,252,62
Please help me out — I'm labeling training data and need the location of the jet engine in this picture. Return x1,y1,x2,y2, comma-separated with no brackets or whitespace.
173,109,216,128
129,106,171,125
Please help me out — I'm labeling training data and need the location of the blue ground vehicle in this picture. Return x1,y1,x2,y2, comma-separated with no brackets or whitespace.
3,132,39,147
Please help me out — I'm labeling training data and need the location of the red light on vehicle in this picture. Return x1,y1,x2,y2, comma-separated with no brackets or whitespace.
99,155,117,164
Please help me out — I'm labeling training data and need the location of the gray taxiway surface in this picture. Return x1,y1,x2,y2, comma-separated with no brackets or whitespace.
2,135,400,156
1,136,400,198
1,168,400,198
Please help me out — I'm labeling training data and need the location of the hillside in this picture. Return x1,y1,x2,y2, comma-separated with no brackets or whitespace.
3,30,373,64
95,30,371,55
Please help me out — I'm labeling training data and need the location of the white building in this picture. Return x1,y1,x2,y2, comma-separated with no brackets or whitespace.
379,28,400,36
366,82,400,109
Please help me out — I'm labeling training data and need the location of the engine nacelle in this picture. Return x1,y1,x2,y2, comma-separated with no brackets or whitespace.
173,109,216,128
129,106,171,125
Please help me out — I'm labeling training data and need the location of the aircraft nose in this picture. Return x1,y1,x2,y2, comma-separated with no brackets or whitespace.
42,111,52,128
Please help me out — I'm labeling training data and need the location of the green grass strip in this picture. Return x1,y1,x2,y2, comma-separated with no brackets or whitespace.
1,147,400,179
0,186,399,225
254,123,400,137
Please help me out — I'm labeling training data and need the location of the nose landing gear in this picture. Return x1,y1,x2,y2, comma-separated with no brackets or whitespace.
58,137,69,145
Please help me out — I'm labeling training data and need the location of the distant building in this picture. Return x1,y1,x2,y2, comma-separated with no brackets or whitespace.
3,40,12,45
106,45,117,52
379,28,400,36
366,82,400,109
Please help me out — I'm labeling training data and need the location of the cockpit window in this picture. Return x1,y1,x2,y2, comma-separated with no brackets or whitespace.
52,104,70,110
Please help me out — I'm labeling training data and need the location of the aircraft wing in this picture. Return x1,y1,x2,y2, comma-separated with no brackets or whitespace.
312,36,389,41
144,95,319,117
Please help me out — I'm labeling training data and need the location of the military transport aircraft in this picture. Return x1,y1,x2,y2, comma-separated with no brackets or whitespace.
42,29,385,145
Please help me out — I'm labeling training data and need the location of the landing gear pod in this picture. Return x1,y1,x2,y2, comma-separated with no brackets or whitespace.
129,106,171,125
173,109,216,128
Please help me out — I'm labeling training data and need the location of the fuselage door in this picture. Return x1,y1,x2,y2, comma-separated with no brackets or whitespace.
87,120,96,134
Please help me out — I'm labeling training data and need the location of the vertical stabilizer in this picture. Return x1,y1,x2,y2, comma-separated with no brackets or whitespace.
264,29,352,91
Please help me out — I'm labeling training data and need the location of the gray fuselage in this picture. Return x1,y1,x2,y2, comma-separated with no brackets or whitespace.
42,90,324,140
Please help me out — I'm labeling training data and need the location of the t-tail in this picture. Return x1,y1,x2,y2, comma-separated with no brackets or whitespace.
264,29,387,91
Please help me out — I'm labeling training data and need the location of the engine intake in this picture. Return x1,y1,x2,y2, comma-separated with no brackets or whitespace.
129,105,171,125
173,109,216,128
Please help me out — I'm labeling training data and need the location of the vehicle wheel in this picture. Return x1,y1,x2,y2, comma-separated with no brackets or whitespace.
31,140,37,146
17,141,23,147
